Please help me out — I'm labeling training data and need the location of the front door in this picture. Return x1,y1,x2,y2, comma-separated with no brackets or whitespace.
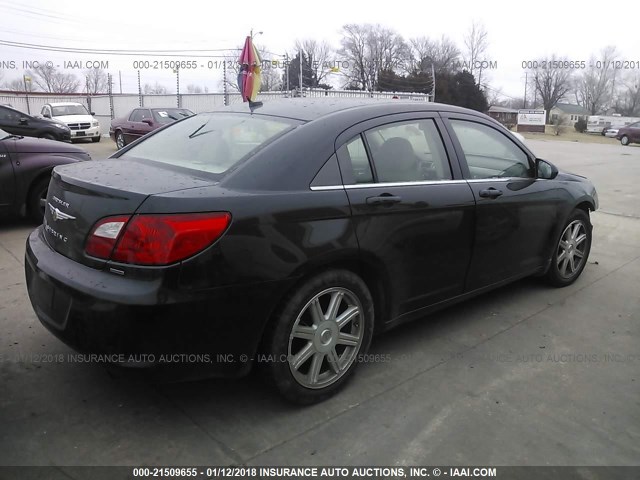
443,116,561,290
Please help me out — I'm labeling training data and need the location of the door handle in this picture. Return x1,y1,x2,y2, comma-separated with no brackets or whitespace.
366,194,402,205
479,188,503,199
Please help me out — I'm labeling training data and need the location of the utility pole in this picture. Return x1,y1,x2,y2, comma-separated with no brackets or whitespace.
107,73,114,120
137,70,142,107
299,48,303,95
523,72,528,109
285,53,290,95
119,71,122,94
23,75,31,114
85,75,91,113
431,62,436,102
174,68,180,108
223,59,228,106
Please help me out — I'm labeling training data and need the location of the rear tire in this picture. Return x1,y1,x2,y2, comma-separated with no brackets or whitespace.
545,209,592,287
620,135,630,146
28,177,50,224
262,269,374,404
92,136,101,143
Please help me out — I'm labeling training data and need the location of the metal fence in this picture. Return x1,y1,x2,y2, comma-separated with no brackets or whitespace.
0,89,432,136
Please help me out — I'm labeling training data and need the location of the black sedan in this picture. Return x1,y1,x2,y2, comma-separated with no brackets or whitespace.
24,99,598,404
0,128,90,222
0,104,71,142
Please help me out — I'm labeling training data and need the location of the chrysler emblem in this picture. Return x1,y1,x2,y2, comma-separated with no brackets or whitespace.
48,203,76,221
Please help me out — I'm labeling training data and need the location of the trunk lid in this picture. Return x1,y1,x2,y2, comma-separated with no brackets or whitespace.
43,158,216,267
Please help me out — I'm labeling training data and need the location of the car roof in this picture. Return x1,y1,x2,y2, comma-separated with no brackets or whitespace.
214,98,486,122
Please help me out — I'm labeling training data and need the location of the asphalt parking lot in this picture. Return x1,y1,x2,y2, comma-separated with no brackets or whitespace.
0,138,639,469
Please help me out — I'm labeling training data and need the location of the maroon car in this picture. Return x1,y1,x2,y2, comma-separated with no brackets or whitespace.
0,127,91,222
109,108,194,149
616,121,640,146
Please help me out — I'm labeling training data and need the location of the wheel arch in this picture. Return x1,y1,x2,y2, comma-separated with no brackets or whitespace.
254,253,392,361
20,168,53,215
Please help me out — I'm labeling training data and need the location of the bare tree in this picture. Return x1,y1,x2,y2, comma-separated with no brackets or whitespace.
3,77,34,92
143,82,168,94
260,58,283,92
530,55,573,123
84,68,108,94
186,84,203,93
295,39,335,86
573,46,619,114
614,72,640,116
27,64,80,93
409,35,461,74
339,23,409,91
463,21,489,83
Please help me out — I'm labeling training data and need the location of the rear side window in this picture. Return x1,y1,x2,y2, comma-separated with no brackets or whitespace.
122,113,300,174
339,135,373,184
365,120,452,182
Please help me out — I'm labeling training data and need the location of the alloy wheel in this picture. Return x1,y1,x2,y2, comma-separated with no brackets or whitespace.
556,220,588,279
288,287,363,389
116,133,125,149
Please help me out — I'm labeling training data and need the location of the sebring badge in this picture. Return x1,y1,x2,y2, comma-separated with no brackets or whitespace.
48,203,76,221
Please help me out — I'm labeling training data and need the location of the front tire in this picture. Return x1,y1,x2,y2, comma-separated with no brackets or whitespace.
620,135,630,146
92,135,101,143
263,270,374,404
28,177,50,224
115,131,126,149
545,209,592,287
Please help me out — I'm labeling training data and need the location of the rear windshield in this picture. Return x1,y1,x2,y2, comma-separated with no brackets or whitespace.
122,112,300,174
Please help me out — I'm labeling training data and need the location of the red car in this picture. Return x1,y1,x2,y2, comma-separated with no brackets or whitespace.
109,107,194,149
616,121,640,146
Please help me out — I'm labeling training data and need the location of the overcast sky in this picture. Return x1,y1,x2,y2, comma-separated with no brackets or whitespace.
0,0,636,100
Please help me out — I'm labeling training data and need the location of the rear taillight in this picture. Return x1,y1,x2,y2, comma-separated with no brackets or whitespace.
85,212,231,265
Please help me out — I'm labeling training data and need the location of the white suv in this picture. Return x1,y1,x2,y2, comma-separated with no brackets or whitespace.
41,102,101,142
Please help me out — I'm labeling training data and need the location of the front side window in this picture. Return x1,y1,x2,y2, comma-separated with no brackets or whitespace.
122,113,299,175
364,120,452,183
450,120,532,179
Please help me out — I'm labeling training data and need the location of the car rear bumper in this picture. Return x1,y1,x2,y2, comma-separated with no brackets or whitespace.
24,227,292,378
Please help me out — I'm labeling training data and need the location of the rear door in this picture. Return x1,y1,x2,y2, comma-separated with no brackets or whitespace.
628,122,640,142
0,106,26,136
442,114,561,290
336,113,476,319
124,109,151,143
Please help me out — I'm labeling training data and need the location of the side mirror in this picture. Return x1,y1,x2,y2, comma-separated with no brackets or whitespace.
43,112,51,119
141,118,153,126
536,158,558,180
90,111,96,116
19,117,28,125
